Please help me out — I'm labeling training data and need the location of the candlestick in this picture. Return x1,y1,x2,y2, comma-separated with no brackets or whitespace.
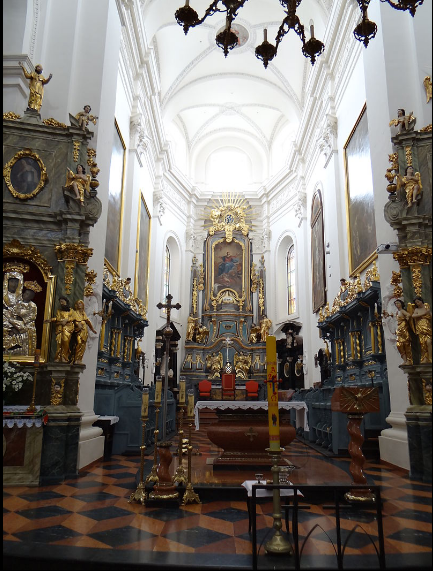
155,375,162,405
141,387,149,418
179,376,186,405
266,336,280,451
27,349,41,414
187,389,194,418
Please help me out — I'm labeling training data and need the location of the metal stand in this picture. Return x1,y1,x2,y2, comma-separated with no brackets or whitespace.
129,415,148,505
145,404,160,484
26,356,40,413
264,447,293,555
181,418,201,505
173,405,187,485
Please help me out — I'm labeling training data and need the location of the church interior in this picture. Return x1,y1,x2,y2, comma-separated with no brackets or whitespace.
3,0,432,570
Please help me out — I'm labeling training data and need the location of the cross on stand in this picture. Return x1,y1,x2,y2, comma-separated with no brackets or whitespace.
156,294,181,442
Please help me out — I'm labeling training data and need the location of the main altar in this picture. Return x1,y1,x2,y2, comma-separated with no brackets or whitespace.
181,193,270,397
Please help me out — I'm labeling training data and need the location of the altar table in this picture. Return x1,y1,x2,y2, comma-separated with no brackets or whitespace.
194,400,308,466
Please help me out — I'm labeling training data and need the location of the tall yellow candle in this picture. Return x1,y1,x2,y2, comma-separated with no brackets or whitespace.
155,376,162,405
187,390,194,418
141,387,149,418
266,335,280,451
179,377,186,405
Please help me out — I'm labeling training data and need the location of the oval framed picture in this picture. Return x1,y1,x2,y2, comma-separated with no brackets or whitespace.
3,148,48,200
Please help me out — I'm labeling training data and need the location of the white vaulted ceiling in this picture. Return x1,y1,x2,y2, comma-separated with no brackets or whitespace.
140,0,331,190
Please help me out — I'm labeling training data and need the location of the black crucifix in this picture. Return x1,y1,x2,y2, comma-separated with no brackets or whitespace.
156,294,181,442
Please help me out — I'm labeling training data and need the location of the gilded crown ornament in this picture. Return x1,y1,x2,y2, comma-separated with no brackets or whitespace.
204,191,255,242
3,261,30,275
23,280,42,292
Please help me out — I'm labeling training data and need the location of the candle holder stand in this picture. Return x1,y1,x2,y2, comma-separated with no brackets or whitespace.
129,415,149,505
173,405,187,485
264,447,293,555
26,358,40,414
181,417,201,505
145,404,160,485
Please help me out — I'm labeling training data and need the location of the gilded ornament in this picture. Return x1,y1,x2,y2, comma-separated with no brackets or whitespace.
234,352,252,379
63,260,76,295
50,378,65,406
410,298,432,364
3,240,51,280
420,124,432,132
339,387,379,412
204,191,254,242
3,148,48,201
73,140,80,163
42,118,67,128
84,269,97,297
389,109,416,133
318,307,325,322
411,265,423,297
192,278,198,315
54,243,93,265
370,261,380,282
251,262,259,293
384,153,399,194
198,264,205,291
393,246,432,269
396,165,422,207
390,270,402,298
206,351,223,379
423,76,432,103
3,112,21,120
75,105,98,130
258,278,265,315
19,62,52,112
404,146,413,167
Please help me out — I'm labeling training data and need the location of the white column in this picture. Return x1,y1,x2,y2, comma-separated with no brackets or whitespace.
362,2,431,469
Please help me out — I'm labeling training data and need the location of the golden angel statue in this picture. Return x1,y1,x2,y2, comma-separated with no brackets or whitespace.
397,166,422,207
196,322,209,344
72,300,97,363
206,351,223,379
249,323,261,343
66,165,91,206
410,297,432,363
384,299,413,365
19,63,52,112
423,76,432,103
234,352,252,379
389,108,416,133
186,314,197,342
75,105,98,130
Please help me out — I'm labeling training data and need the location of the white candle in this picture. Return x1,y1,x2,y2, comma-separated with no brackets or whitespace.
179,377,186,405
187,390,194,418
141,387,149,418
155,376,162,405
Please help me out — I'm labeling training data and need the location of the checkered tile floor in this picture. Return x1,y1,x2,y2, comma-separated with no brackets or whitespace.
3,433,432,570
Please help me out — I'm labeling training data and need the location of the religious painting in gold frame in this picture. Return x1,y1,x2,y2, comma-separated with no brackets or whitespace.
3,148,48,200
311,189,326,313
212,238,245,298
134,192,151,307
3,240,55,364
104,119,126,274
344,104,377,276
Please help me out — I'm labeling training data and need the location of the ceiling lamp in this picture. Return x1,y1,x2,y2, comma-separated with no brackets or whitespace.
175,0,424,67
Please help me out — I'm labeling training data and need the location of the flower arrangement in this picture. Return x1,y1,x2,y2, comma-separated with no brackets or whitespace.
3,360,33,392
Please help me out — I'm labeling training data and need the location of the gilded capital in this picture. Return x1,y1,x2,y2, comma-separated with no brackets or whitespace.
55,243,93,264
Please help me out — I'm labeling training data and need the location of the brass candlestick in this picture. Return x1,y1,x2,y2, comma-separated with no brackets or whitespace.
129,415,148,505
173,405,187,485
26,350,41,414
264,447,293,555
145,404,160,484
181,418,200,505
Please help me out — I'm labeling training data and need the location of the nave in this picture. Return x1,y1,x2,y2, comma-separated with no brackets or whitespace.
3,431,432,571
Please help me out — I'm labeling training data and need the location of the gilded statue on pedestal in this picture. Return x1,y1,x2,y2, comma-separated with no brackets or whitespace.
45,297,75,362
75,105,98,130
397,166,422,207
186,314,197,342
19,63,52,113
383,299,413,365
196,322,209,344
411,297,432,364
206,351,223,379
66,164,91,207
260,316,272,341
71,300,97,363
234,352,252,379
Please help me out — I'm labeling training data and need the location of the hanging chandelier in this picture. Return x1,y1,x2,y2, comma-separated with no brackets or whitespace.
175,0,424,66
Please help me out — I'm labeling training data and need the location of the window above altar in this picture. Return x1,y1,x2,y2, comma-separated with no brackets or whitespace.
205,147,252,193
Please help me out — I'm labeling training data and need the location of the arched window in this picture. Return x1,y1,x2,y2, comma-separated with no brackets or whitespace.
287,245,296,315
163,245,171,311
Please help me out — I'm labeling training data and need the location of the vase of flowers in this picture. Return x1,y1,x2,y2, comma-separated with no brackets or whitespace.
3,360,33,405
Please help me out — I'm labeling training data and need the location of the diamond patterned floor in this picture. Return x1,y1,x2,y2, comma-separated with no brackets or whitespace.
3,431,432,570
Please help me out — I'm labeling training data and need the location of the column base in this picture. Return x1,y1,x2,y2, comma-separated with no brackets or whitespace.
379,412,410,469
78,435,105,469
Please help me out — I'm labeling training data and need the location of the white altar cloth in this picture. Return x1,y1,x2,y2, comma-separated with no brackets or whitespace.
194,400,308,431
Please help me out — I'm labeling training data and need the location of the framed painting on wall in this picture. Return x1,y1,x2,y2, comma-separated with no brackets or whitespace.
212,239,244,298
134,193,151,307
344,104,377,276
104,119,126,274
311,189,326,313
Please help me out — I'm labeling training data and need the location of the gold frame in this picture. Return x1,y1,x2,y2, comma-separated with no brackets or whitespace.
343,103,377,276
3,241,55,364
134,192,152,307
104,257,119,278
3,148,48,200
211,237,245,293
105,119,126,274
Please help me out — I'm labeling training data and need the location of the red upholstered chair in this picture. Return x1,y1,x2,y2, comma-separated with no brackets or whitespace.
222,373,236,399
245,380,259,400
198,379,212,399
